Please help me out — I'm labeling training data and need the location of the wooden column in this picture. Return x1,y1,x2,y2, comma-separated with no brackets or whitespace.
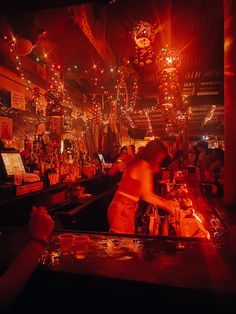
224,0,236,205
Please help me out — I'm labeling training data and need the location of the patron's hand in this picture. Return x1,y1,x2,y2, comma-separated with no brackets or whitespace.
29,206,54,242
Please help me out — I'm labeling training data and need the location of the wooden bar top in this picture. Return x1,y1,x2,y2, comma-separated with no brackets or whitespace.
0,225,236,312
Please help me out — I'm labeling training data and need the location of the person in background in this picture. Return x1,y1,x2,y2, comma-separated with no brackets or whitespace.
161,152,172,168
168,150,185,170
207,148,224,183
200,148,224,195
218,165,224,186
0,206,54,312
196,140,209,170
107,145,133,181
188,145,198,166
104,141,121,163
130,144,136,156
137,145,145,154
153,151,172,194
205,148,214,170
208,148,224,172
107,139,179,234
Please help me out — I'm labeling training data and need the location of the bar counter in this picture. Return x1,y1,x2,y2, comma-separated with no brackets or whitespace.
1,176,236,312
1,224,236,312
0,174,115,229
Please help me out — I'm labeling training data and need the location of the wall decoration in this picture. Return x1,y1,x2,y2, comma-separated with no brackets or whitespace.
0,116,13,140
11,91,26,111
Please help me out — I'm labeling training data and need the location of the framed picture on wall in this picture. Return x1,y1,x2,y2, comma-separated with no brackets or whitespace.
0,116,13,140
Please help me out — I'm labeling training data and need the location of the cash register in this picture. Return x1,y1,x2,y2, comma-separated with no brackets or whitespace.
0,150,43,196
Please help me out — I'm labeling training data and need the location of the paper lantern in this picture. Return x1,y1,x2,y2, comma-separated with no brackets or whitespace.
14,38,35,56
156,46,181,73
132,21,157,66
132,21,156,48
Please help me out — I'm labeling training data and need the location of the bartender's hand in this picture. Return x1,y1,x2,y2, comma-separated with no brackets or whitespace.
166,200,180,216
29,206,54,241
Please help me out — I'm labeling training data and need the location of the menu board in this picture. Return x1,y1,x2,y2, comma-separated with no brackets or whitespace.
1,152,26,176
11,91,26,111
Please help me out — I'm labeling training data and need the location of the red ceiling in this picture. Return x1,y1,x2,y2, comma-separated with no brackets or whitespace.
1,0,223,100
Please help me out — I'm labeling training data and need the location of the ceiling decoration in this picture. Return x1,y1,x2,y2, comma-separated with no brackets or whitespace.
132,20,157,67
0,0,224,138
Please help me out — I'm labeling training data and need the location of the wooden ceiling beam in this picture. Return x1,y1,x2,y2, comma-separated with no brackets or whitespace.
70,4,116,67
189,94,223,106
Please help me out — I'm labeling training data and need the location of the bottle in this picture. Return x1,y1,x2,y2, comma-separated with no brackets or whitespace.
33,135,38,153
24,135,30,151
40,159,45,177
33,158,40,177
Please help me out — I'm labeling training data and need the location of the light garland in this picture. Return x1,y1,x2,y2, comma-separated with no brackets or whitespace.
202,105,216,126
2,35,31,90
145,111,153,137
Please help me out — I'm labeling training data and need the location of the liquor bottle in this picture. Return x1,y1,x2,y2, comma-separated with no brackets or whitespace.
33,157,40,177
24,135,30,151
40,159,45,177
33,135,38,153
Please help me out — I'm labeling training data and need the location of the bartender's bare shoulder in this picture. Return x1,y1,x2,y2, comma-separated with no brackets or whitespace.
128,160,150,178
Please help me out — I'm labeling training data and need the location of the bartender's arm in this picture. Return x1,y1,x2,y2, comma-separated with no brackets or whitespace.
136,161,179,214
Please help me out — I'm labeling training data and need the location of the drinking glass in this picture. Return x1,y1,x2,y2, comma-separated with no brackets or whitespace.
73,235,89,259
58,233,75,255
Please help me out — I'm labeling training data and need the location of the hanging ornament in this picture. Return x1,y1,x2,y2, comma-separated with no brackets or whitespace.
14,37,35,56
156,45,181,73
156,45,188,133
131,21,157,66
44,88,64,116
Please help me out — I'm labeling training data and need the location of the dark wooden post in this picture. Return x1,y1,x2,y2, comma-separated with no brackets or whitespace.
224,0,236,205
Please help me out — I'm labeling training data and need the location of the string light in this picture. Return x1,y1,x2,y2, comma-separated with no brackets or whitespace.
145,111,153,137
1,35,32,90
203,105,216,126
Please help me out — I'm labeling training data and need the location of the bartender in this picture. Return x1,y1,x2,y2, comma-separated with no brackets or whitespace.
107,139,180,234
